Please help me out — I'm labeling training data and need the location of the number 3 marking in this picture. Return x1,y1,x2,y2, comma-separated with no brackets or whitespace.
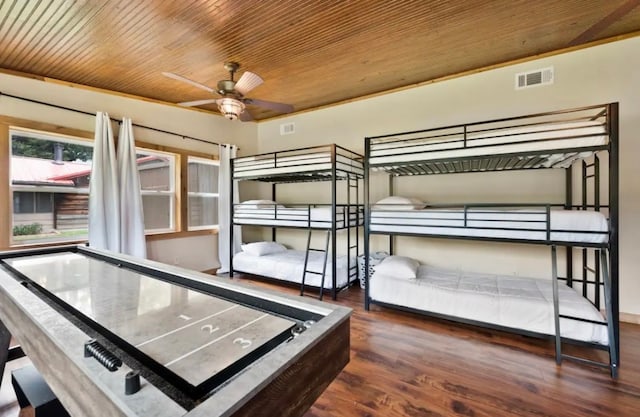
233,338,252,349
201,324,219,334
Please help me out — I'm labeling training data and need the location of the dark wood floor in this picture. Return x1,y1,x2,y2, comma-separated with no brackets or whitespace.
2,277,639,417
283,282,639,417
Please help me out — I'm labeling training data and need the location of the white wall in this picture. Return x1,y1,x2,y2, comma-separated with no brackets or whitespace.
256,37,640,316
0,72,257,271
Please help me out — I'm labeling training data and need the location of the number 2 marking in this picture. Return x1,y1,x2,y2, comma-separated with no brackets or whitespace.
233,338,252,349
201,324,219,334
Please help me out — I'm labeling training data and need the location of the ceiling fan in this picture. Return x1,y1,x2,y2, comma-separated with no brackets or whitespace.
162,62,294,121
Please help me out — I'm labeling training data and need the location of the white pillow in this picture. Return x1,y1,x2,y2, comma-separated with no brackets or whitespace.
239,200,280,209
373,196,426,210
373,255,420,279
241,241,287,256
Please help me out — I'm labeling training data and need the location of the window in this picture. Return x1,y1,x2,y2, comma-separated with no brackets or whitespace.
187,156,219,230
13,192,35,214
136,149,176,233
3,124,211,249
10,129,93,245
13,192,53,214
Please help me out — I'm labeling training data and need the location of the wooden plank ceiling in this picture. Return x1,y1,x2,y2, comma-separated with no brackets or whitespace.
1,0,639,121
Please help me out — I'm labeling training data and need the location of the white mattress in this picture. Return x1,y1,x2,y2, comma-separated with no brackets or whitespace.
369,265,608,344
370,121,607,167
234,152,364,178
370,208,608,243
233,249,356,289
235,206,363,228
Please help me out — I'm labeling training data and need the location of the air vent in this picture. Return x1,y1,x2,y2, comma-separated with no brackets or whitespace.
515,67,554,90
280,122,295,135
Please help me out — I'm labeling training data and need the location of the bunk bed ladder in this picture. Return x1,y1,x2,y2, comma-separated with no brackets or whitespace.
347,173,360,286
551,245,618,378
301,229,331,300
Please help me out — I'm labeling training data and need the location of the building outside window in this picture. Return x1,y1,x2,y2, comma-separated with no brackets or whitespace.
10,129,93,245
187,156,219,230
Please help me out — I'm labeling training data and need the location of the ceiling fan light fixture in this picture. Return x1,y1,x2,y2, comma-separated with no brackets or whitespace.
217,97,245,120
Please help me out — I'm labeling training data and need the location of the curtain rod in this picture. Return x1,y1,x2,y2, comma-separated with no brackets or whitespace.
0,91,234,148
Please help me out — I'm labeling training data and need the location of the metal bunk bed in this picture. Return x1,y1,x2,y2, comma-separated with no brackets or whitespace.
363,103,619,377
230,144,364,300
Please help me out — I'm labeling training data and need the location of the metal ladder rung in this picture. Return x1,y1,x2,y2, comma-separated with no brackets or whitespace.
303,271,323,275
558,314,607,326
307,248,326,252
558,276,603,285
561,354,611,370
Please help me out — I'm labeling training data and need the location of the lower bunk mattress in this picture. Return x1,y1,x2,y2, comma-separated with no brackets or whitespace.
369,265,608,345
233,249,356,289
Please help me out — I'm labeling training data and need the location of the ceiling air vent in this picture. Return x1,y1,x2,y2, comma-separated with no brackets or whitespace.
515,67,554,90
280,122,295,135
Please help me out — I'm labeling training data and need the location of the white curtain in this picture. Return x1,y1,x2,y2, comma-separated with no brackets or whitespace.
89,112,121,252
117,118,146,258
217,144,241,274
89,113,146,258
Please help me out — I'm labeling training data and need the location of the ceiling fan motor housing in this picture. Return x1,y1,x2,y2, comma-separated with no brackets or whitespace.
217,79,237,96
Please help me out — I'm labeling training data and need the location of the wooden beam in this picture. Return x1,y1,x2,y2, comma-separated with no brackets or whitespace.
569,0,640,46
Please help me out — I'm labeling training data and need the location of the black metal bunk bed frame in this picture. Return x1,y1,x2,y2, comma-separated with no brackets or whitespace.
363,103,619,376
229,144,364,300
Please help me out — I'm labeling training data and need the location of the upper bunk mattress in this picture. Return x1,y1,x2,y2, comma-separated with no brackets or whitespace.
369,265,608,345
369,120,607,168
235,205,363,228
370,208,608,244
233,249,356,289
234,152,364,179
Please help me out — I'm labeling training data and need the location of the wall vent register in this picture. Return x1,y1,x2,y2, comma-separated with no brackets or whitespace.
515,66,554,89
280,122,296,135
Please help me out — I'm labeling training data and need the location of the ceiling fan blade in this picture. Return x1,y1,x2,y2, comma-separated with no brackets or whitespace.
234,71,264,95
178,98,218,107
244,98,293,113
239,110,254,122
162,72,215,93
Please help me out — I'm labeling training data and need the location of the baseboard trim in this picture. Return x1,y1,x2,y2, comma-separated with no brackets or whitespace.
620,312,640,324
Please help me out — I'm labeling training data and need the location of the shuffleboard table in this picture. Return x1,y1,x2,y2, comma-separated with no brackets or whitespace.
0,245,351,417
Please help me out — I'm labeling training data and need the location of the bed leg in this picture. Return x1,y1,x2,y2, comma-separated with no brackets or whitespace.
551,245,562,365
600,250,618,378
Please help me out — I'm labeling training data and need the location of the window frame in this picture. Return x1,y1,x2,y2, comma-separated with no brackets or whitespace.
8,127,93,246
135,147,178,234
